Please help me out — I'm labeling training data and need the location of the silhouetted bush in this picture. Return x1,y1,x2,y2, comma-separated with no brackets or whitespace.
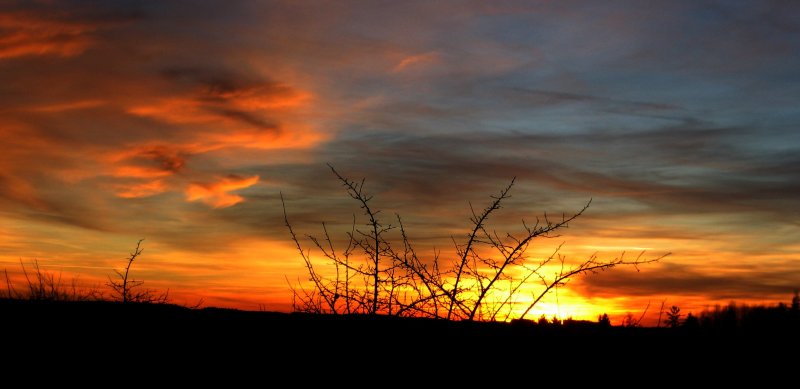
283,165,666,321
2,240,168,304
683,313,699,329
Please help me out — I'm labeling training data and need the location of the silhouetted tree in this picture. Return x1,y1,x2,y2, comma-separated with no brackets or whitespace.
107,239,168,304
792,290,799,312
665,306,681,328
283,165,666,320
598,313,611,328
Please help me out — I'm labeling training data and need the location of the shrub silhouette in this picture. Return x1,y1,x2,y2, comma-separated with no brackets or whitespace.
598,313,611,328
283,165,666,321
683,313,699,328
2,241,168,303
2,259,100,301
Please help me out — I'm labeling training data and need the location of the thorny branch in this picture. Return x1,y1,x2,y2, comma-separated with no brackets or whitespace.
283,166,667,321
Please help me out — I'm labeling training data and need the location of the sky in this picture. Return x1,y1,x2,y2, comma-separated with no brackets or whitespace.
1,0,798,323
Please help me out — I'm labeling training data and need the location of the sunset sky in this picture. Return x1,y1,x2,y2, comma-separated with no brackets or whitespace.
1,1,798,323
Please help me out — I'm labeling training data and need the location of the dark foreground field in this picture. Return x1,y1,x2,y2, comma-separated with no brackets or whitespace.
3,299,797,375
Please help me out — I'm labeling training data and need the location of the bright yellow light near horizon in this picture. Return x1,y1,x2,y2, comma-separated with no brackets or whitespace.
473,281,608,322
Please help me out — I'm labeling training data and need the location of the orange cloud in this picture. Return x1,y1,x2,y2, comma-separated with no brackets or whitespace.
125,77,324,153
186,175,260,208
0,12,97,59
127,98,218,125
127,80,310,126
203,81,311,110
208,125,327,151
109,146,187,178
112,166,173,179
115,179,167,199
0,173,48,209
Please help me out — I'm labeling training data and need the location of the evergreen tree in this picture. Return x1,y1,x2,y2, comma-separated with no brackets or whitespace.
665,306,681,328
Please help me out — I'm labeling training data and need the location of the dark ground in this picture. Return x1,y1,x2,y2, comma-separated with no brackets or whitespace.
2,299,797,378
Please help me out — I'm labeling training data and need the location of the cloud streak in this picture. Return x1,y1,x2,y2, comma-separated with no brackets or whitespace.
0,11,96,59
576,263,800,302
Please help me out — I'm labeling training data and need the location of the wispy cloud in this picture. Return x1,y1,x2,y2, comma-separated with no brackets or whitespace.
575,262,800,302
0,11,96,59
392,51,441,72
187,175,260,208
24,99,106,113
115,179,167,199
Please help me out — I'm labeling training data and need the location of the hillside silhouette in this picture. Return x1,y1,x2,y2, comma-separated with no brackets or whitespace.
0,299,800,374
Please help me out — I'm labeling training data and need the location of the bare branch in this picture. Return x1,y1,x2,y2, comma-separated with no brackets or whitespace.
281,166,665,322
